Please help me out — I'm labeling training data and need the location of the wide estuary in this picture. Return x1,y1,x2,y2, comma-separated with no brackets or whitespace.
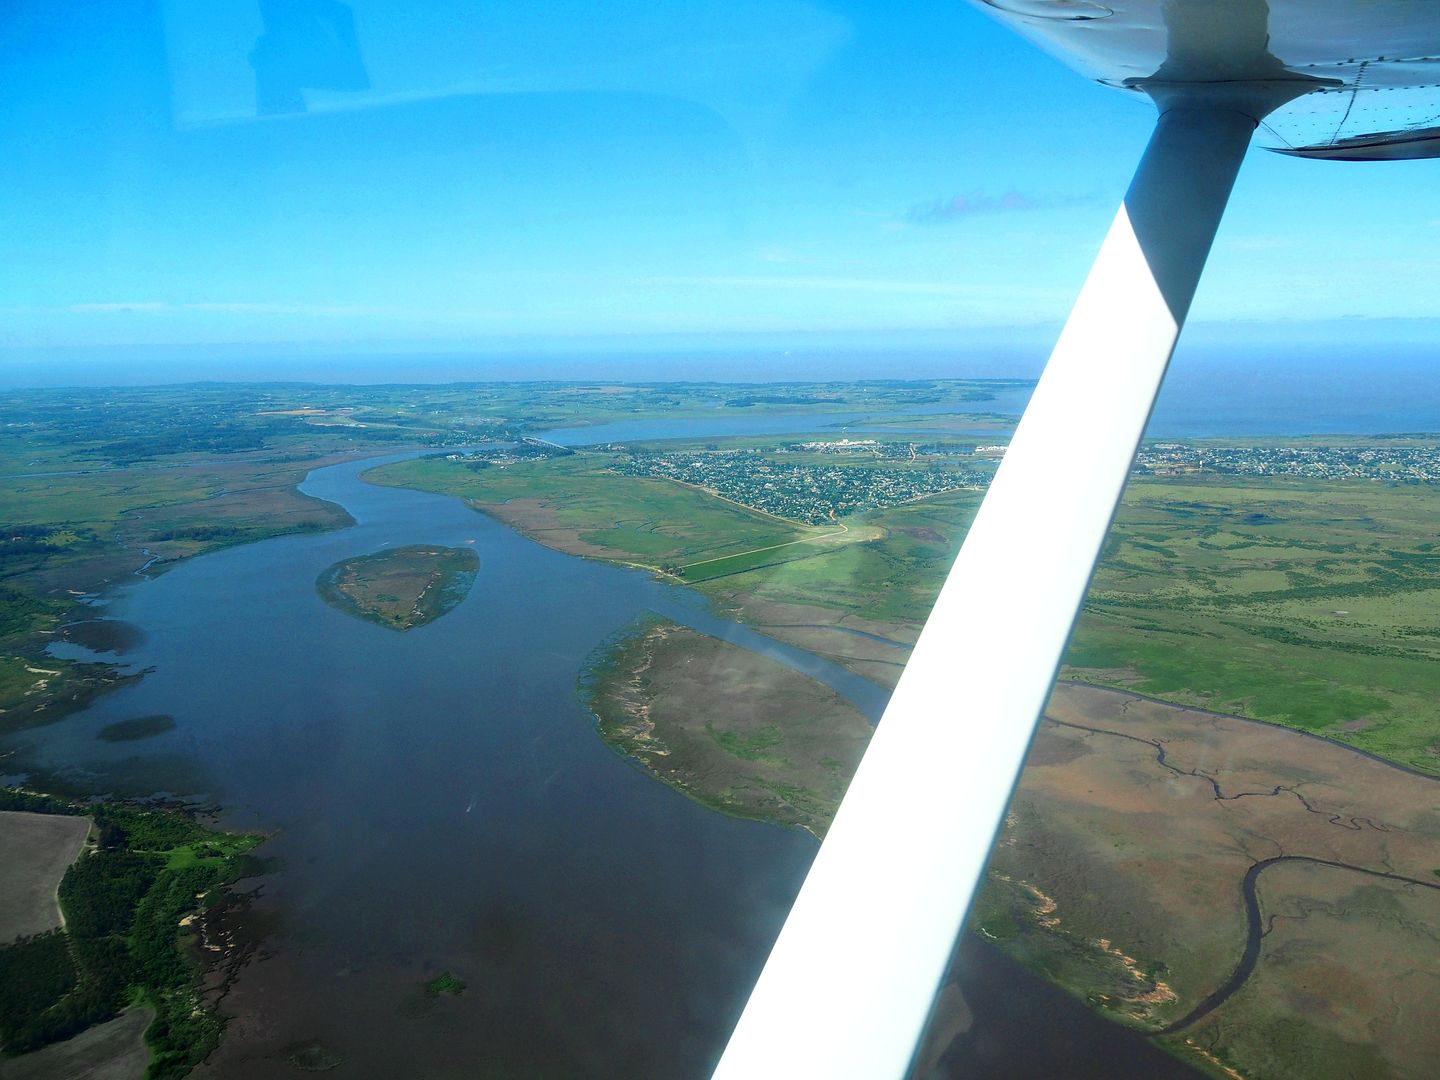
10,448,1199,1078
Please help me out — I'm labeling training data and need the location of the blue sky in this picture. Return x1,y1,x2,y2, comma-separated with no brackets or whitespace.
0,0,1436,375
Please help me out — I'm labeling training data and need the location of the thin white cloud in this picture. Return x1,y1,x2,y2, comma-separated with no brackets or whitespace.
68,302,171,313
908,188,1041,224
55,301,397,317
637,273,1039,299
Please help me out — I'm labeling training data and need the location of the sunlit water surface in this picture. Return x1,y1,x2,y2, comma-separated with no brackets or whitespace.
15,443,1198,1078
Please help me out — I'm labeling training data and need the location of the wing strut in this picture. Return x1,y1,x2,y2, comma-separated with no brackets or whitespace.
713,93,1281,1079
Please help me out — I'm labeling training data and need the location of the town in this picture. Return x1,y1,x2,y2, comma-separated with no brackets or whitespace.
1134,441,1440,483
611,444,991,524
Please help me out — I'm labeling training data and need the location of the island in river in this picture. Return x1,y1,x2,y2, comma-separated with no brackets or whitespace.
316,544,478,632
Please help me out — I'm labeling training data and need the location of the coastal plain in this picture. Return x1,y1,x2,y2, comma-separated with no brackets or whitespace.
369,422,1440,1079
981,682,1440,1079
377,436,1440,776
6,380,1440,1078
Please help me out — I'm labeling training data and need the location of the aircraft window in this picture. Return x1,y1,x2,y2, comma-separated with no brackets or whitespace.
0,4,1436,1079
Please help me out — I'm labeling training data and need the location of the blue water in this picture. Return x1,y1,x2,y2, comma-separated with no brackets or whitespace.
1147,350,1440,436
541,387,1033,446
8,450,1200,1079
15,454,822,1076
533,350,1440,446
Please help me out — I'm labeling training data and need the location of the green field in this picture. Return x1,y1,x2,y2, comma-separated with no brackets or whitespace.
370,447,978,624
1067,476,1440,772
369,453,822,569
707,489,979,624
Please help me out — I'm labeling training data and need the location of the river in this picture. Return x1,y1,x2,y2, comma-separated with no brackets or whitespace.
11,447,1199,1078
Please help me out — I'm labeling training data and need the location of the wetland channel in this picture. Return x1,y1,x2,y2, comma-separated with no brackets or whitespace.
1048,702,1440,1038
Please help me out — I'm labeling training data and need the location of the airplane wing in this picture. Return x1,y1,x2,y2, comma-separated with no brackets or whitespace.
714,3,1440,1077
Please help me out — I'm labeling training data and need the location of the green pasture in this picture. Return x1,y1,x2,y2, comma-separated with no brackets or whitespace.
369,454,812,567
701,490,980,623
1067,476,1440,771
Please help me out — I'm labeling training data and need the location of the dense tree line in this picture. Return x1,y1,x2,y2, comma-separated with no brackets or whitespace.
0,933,75,1040
59,850,160,939
0,788,73,815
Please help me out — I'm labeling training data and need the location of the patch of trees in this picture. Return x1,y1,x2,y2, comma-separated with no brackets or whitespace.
97,423,273,462
59,851,160,939
724,393,833,407
0,911,133,1054
94,805,212,852
0,585,57,641
148,524,250,543
0,932,76,1043
0,788,73,815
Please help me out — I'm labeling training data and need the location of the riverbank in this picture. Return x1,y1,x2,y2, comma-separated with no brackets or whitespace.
582,604,1440,1080
0,445,374,746
580,617,873,839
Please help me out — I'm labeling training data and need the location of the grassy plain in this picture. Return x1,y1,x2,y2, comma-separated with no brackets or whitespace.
1177,860,1440,1079
369,453,840,570
578,629,1440,1078
383,431,1440,1078
1067,476,1440,772
378,442,1440,777
316,544,479,631
582,619,873,837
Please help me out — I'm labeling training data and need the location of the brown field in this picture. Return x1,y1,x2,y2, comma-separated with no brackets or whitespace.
585,620,873,837
0,810,91,943
1179,860,1440,1080
718,596,919,689
750,623,909,689
472,497,626,562
975,681,1440,1079
0,1005,153,1080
